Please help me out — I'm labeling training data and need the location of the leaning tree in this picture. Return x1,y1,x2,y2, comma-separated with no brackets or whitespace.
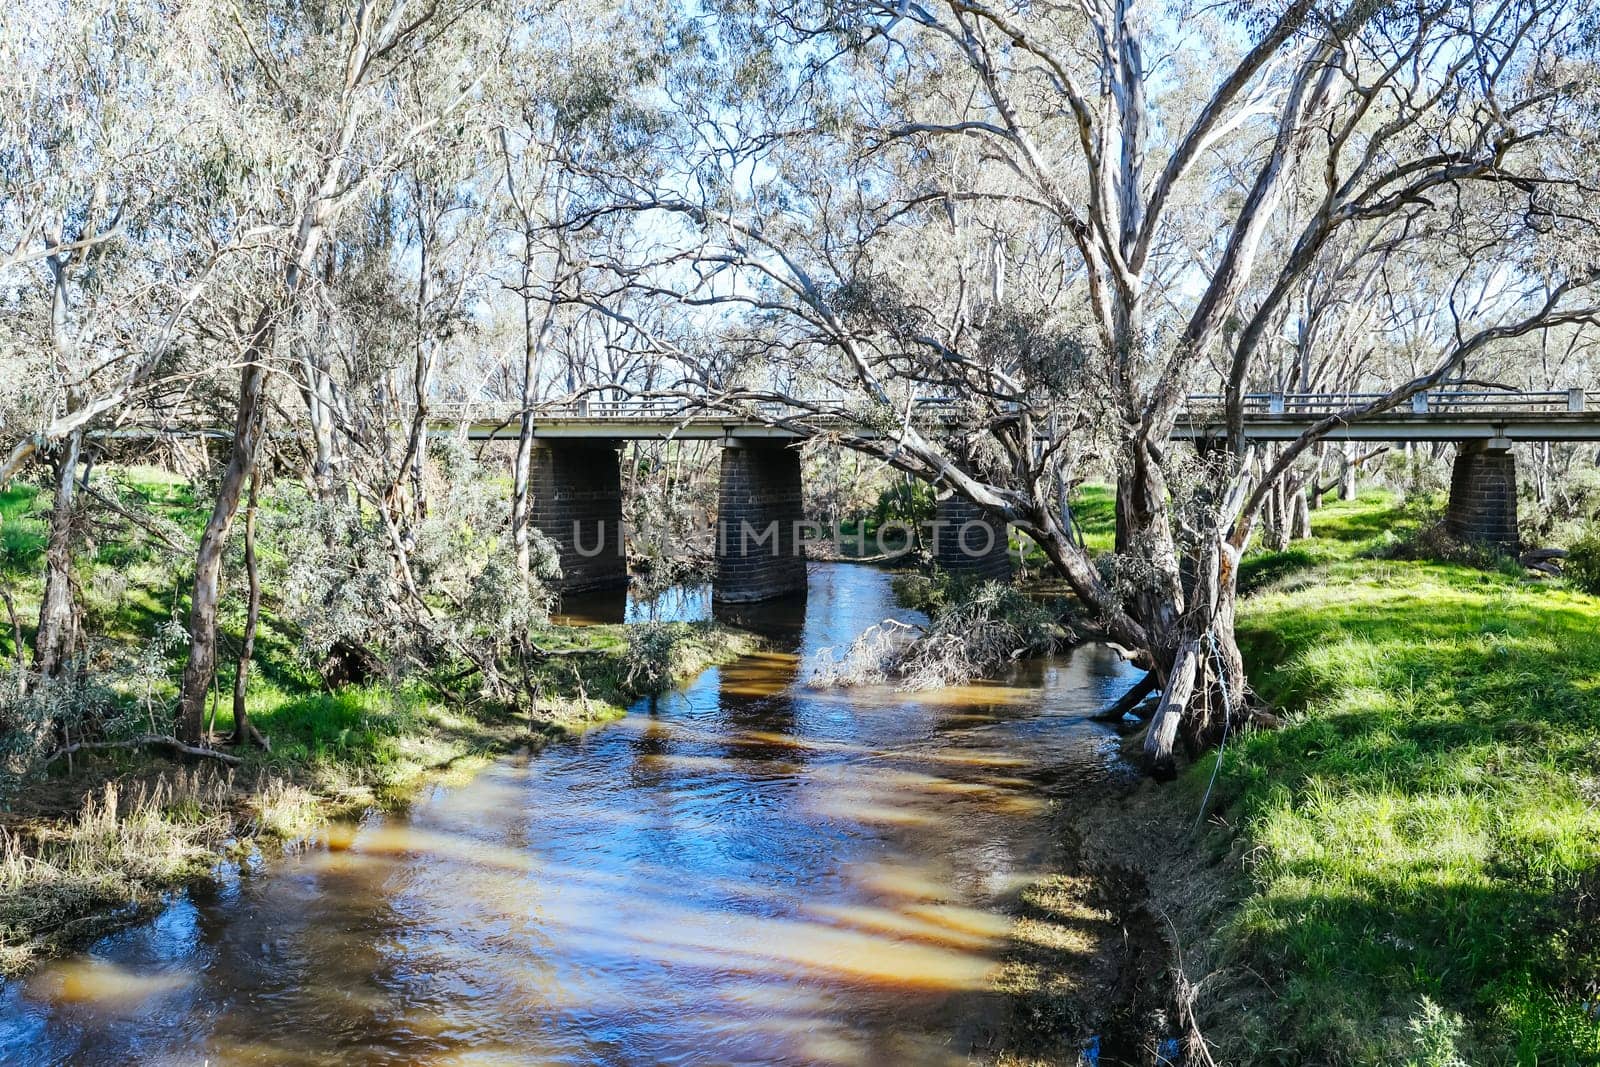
567,0,1600,767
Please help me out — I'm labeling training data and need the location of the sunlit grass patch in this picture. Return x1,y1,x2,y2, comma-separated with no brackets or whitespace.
1207,492,1600,1063
0,486,46,621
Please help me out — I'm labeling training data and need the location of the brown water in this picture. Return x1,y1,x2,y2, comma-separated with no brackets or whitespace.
0,563,1138,1066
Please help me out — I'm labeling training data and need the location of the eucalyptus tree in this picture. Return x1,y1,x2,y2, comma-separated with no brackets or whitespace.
0,0,231,682
574,0,1600,767
171,0,502,743
486,0,691,582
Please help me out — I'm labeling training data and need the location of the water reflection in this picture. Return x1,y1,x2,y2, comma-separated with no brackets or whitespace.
0,563,1139,1066
553,582,715,626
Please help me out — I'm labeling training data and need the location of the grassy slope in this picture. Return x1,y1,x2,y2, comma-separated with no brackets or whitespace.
0,467,755,974
1194,493,1600,1064
1010,484,1117,574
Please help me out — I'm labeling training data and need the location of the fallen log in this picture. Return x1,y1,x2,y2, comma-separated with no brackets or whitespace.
47,735,244,766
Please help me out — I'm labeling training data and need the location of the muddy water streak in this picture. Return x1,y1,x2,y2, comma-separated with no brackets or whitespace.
0,564,1138,1066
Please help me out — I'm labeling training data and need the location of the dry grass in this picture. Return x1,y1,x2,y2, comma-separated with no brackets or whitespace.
0,621,759,977
0,769,233,974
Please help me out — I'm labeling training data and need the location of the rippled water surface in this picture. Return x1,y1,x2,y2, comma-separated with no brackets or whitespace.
0,563,1138,1065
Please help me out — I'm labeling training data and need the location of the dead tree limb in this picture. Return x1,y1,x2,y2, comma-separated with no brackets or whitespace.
1093,670,1160,722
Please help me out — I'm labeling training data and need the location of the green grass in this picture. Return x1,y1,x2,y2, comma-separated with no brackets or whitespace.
1196,492,1600,1064
1069,483,1117,555
1013,483,1117,571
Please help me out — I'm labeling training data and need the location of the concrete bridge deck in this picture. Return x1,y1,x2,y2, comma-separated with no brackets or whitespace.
442,390,1600,443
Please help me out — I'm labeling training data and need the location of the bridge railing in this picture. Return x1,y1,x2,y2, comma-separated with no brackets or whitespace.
431,396,964,423
433,389,1590,426
1184,389,1588,416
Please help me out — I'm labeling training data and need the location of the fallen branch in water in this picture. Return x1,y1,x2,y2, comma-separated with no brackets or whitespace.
1093,671,1160,722
47,735,244,766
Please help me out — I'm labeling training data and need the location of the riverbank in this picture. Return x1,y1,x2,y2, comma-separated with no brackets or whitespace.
0,553,755,978
1081,493,1600,1064
2,466,761,975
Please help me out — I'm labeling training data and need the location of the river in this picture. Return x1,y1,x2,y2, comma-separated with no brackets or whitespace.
0,563,1140,1065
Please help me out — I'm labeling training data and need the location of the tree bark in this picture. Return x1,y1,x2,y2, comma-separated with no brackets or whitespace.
1143,637,1199,774
1290,485,1312,540
229,468,265,747
177,334,269,743
33,427,82,678
1093,669,1159,722
1266,476,1289,550
510,255,540,580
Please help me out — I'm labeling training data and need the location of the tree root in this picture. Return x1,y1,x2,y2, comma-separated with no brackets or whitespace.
229,721,272,751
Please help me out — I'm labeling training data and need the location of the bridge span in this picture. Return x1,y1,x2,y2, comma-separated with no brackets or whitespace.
420,389,1595,600
440,389,1600,444
93,390,1599,600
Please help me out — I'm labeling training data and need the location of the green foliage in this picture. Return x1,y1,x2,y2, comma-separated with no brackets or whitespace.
624,442,717,591
622,621,682,694
1404,997,1472,1067
873,478,935,530
1524,465,1600,546
1365,520,1522,574
264,441,559,681
1207,491,1600,1063
261,485,398,668
1564,528,1600,595
1383,448,1450,506
0,672,120,803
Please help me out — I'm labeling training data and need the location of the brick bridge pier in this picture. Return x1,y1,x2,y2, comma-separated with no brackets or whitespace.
1446,440,1519,553
530,439,1016,602
931,494,1012,582
529,441,629,592
714,441,808,603
528,434,1519,601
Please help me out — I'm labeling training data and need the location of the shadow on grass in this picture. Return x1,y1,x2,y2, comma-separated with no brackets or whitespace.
1226,863,1600,1064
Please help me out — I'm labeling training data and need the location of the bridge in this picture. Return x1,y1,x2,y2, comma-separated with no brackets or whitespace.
417,389,1598,601
96,389,1600,601
437,389,1600,443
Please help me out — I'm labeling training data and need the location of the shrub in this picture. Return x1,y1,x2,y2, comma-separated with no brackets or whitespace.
1566,528,1600,594
815,579,1064,690
1364,520,1516,572
263,440,560,687
623,621,683,694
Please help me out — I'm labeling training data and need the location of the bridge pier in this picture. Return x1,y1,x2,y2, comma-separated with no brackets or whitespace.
715,442,808,603
531,441,628,592
1446,440,1519,553
932,494,1012,582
